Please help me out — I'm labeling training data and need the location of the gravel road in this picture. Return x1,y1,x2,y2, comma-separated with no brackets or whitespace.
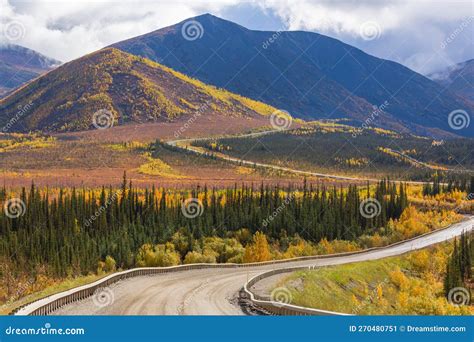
53,217,473,315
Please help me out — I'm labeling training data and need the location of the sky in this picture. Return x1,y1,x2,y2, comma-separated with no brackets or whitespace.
1,0,473,75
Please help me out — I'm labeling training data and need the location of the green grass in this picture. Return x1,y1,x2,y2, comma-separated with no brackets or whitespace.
278,258,407,314
276,244,473,315
0,273,109,315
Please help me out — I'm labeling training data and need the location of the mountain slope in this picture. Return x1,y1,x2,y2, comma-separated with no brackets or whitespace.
0,44,60,98
428,59,474,102
0,48,277,132
112,14,473,138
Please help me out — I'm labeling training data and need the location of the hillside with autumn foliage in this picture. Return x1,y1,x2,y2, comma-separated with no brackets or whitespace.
0,48,277,132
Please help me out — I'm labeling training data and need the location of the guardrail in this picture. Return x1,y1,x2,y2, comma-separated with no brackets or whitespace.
11,219,472,316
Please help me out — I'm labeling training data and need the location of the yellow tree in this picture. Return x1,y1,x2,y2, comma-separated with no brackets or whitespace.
243,232,271,262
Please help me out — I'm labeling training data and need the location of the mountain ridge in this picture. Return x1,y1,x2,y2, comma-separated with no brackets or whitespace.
0,47,277,132
0,44,60,98
112,13,473,138
428,59,474,102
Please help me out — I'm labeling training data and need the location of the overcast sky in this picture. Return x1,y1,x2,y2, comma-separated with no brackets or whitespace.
1,0,473,75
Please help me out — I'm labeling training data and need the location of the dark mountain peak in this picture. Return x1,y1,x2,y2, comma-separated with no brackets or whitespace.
0,44,61,69
181,13,248,30
112,16,473,138
0,44,61,98
428,59,474,102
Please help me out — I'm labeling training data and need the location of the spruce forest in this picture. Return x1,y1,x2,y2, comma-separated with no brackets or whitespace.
0,177,407,278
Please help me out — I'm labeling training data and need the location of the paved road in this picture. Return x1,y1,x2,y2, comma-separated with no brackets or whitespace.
167,130,445,184
54,216,473,315
386,148,473,173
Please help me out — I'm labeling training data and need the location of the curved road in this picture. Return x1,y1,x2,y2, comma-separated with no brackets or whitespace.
54,217,473,315
167,130,452,184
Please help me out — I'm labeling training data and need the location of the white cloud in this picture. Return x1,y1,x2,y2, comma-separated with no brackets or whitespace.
258,0,473,73
0,0,472,74
0,0,239,61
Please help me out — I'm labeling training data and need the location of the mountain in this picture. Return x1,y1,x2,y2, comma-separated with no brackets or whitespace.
0,48,277,132
0,44,60,98
112,14,473,138
428,59,474,102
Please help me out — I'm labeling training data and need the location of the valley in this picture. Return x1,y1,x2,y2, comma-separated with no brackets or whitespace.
0,9,472,320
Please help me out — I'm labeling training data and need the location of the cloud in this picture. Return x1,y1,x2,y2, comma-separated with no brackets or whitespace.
259,0,474,73
0,0,472,74
0,0,239,61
